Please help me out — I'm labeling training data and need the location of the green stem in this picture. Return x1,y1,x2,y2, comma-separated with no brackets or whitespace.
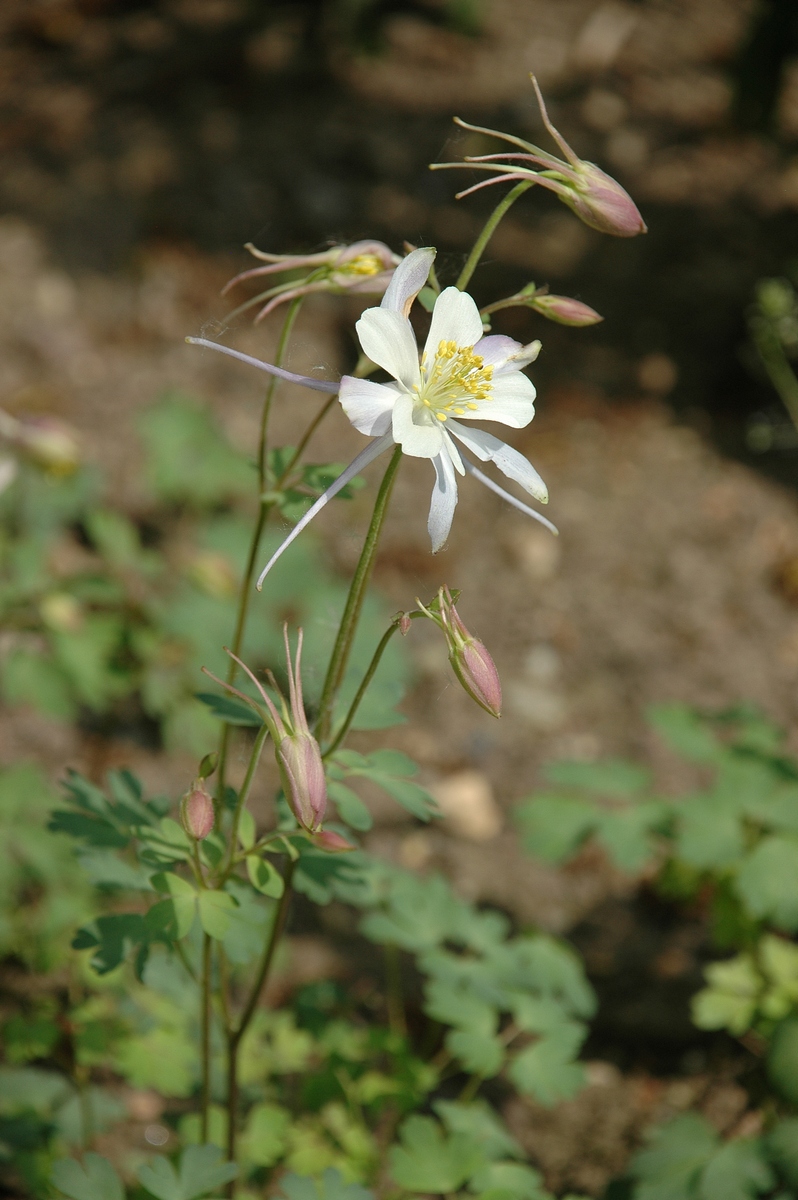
752,317,798,436
226,860,296,1184
315,446,403,743
222,723,269,880
216,298,303,798
455,180,532,292
324,623,399,757
201,933,212,1142
383,944,406,1037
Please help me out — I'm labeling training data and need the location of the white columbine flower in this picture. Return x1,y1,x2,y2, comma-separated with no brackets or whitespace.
187,247,555,589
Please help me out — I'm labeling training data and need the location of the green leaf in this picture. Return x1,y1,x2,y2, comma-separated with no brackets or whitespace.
698,1139,773,1200
433,1100,524,1162
767,1117,798,1186
195,691,262,726
238,807,256,850
138,818,194,865
469,1162,547,1200
138,393,251,505
630,1114,718,1200
389,1115,485,1193
327,780,373,831
507,1022,586,1106
152,872,198,938
767,1017,798,1105
446,1029,506,1076
595,804,661,873
516,795,596,864
736,836,798,929
138,1145,238,1200
279,1168,374,1200
52,1154,124,1200
197,889,238,939
240,1102,292,1167
649,704,722,763
246,855,285,898
544,759,650,794
691,954,761,1035
3,648,76,719
72,913,147,974
3,1016,60,1064
76,849,154,890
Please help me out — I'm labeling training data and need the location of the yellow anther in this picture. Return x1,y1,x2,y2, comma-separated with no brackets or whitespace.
342,253,384,277
435,412,447,421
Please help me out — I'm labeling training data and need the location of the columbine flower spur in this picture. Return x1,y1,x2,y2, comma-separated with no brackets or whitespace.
187,247,556,588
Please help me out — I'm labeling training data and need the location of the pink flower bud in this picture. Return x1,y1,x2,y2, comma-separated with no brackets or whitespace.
529,293,603,327
221,627,328,833
312,829,355,853
278,731,327,832
180,780,215,840
420,587,502,718
557,161,647,239
451,637,502,719
398,613,412,636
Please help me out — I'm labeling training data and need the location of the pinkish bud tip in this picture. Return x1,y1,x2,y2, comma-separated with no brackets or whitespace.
452,639,503,719
564,163,647,238
180,780,215,840
398,613,412,636
312,829,356,853
530,293,603,327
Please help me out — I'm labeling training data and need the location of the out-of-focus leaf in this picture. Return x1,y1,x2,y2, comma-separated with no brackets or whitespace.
52,1154,124,1200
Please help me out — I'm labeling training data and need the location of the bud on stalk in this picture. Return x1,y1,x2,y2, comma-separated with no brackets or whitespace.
528,292,603,327
224,627,327,832
419,586,502,718
180,780,215,840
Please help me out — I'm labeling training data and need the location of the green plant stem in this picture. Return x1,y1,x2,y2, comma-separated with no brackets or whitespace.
324,622,399,756
216,297,303,797
201,933,212,1143
222,723,269,879
225,860,296,1186
458,1072,484,1102
383,943,407,1037
455,180,532,292
315,446,403,743
752,316,798,436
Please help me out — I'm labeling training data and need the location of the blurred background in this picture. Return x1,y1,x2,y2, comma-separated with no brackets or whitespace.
5,0,798,1193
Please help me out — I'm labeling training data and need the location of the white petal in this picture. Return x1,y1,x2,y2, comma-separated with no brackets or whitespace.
441,428,465,475
423,287,484,359
381,247,436,317
495,339,541,375
428,452,458,552
391,391,444,459
456,371,537,429
339,377,398,435
257,433,394,588
448,421,548,502
474,334,522,365
463,458,557,535
356,308,421,390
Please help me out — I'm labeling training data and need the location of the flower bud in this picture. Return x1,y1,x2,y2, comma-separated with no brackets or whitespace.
528,293,603,327
180,780,215,840
15,417,80,475
557,161,647,239
398,613,412,636
419,587,502,718
277,731,327,832
312,829,355,853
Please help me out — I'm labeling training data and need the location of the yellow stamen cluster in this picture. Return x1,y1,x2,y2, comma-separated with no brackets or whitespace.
340,254,386,277
417,340,493,421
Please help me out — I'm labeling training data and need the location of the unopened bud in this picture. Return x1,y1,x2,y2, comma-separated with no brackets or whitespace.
15,418,80,475
529,293,603,327
278,732,327,832
560,161,647,239
452,638,502,719
419,587,502,718
180,780,215,840
312,829,355,853
398,613,412,636
198,751,218,779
